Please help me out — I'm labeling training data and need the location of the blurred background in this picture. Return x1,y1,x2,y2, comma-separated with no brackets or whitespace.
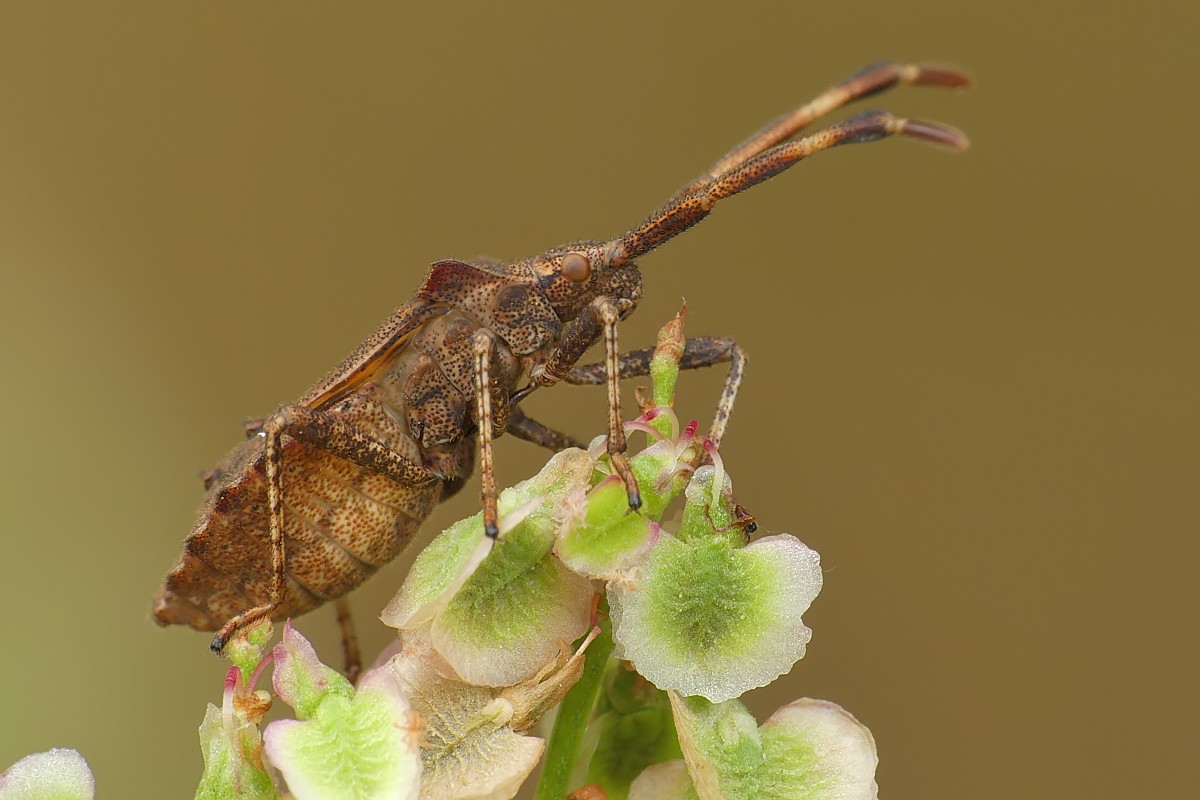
1,2,1196,798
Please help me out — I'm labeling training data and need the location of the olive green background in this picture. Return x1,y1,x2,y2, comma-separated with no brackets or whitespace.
1,2,1195,798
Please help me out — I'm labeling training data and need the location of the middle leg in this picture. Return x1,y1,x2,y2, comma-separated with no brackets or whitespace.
507,406,587,452
565,335,747,448
533,295,643,511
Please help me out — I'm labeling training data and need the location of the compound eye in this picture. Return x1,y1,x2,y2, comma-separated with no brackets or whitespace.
561,252,592,284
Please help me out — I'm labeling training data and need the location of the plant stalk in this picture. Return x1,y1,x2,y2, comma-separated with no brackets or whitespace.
534,617,615,800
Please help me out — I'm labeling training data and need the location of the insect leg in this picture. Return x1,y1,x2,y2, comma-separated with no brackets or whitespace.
597,298,642,510
210,404,439,654
534,295,642,510
508,406,587,452
335,597,362,684
673,62,970,200
473,330,501,538
566,336,746,447
698,339,745,449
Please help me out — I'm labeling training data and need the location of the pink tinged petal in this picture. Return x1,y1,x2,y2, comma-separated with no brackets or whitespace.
640,405,680,442
366,638,405,674
676,419,699,455
355,666,416,736
0,749,94,800
272,620,352,719
623,418,666,442
222,666,239,748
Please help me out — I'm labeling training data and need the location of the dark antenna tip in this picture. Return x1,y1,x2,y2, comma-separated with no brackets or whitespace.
901,118,970,150
912,64,972,90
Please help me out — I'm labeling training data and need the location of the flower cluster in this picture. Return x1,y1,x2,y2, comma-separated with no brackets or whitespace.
0,309,880,800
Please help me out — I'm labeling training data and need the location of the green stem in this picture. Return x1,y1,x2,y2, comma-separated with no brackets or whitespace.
535,618,615,800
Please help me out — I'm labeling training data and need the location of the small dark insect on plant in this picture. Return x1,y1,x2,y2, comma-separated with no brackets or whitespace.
153,61,970,671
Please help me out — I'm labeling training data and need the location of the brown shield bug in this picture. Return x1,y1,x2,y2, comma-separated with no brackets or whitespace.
152,61,969,671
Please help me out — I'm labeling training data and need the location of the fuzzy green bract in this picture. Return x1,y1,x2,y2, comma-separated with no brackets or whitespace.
383,448,595,687
635,695,880,800
381,448,592,632
173,307,881,800
431,531,593,687
0,749,95,800
757,699,879,800
555,475,661,579
264,668,420,800
609,466,823,702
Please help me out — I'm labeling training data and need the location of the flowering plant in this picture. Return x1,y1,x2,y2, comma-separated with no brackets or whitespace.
1,309,879,800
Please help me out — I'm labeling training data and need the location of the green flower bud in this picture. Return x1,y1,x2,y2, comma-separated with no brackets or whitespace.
195,669,277,800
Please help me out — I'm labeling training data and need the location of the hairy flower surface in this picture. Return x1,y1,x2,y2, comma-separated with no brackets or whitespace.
627,695,879,800
264,667,420,800
175,307,884,800
0,749,95,800
385,627,593,800
383,449,595,687
609,466,823,702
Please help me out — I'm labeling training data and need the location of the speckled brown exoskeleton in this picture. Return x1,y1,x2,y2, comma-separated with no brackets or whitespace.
152,61,970,673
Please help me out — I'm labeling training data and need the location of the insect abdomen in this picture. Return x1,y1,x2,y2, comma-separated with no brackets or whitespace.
153,423,445,630
153,310,494,632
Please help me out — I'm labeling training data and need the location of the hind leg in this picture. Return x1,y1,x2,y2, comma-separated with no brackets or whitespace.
210,405,438,654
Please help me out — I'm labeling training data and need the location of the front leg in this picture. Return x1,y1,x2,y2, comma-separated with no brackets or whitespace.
565,335,747,448
507,407,587,452
210,404,439,655
535,295,642,511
